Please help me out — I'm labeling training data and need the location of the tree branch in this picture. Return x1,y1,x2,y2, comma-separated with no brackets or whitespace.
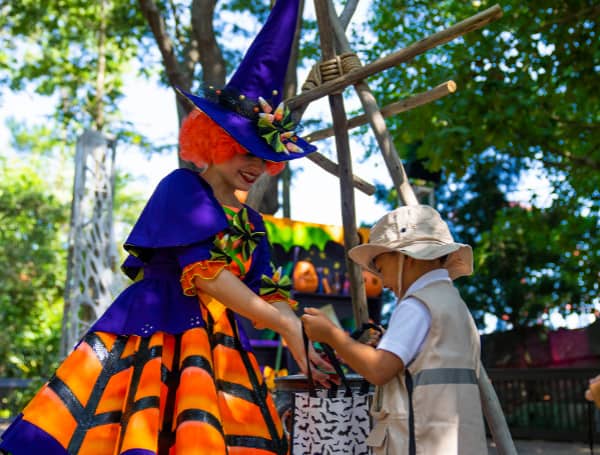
191,0,226,86
138,0,189,89
544,145,600,171
539,5,600,30
94,0,107,131
168,0,184,47
549,115,599,131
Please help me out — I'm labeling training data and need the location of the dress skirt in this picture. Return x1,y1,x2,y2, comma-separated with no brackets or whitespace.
0,307,288,455
1,170,292,455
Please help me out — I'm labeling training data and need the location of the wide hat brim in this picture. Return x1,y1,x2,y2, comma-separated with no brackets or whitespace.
348,240,473,280
180,90,316,163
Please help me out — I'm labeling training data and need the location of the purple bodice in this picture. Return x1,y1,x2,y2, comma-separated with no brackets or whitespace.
88,169,272,347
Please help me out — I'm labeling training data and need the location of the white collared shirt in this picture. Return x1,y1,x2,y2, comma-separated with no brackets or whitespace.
377,268,452,365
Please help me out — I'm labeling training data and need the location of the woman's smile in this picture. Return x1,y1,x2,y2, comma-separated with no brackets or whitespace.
239,169,260,184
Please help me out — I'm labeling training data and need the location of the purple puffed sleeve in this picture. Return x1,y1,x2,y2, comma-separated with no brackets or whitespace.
120,168,228,278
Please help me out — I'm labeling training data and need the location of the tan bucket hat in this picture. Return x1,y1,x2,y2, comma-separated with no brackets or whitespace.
348,205,473,280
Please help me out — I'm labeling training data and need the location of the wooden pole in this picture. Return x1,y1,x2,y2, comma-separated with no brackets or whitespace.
314,0,368,327
352,84,418,205
326,0,416,206
480,368,518,455
305,81,456,143
288,4,503,112
306,152,375,195
324,5,517,455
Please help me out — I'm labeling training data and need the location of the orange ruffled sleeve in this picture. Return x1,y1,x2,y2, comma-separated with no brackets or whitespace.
181,260,298,311
180,260,229,296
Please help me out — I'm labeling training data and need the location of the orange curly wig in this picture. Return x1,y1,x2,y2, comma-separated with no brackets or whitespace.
179,110,285,176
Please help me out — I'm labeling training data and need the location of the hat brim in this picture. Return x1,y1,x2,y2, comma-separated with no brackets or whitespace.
179,90,316,163
348,241,473,280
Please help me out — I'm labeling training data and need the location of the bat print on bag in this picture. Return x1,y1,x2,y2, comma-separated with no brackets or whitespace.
292,392,371,455
292,329,373,454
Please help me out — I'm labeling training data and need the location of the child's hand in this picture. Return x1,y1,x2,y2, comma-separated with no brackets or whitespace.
301,307,337,344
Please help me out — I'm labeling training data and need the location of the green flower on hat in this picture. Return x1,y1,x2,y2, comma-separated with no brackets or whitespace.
257,97,303,154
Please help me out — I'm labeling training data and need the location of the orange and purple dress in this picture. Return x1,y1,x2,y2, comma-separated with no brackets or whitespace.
0,169,293,455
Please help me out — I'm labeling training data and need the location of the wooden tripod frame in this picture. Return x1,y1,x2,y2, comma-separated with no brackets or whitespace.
287,1,517,453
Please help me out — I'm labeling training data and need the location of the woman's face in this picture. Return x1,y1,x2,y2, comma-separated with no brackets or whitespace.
212,152,267,192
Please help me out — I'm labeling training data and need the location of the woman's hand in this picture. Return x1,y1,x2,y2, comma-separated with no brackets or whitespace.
352,323,385,347
272,302,338,388
192,271,338,387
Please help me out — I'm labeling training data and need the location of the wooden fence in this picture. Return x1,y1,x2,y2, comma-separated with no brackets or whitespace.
488,367,600,443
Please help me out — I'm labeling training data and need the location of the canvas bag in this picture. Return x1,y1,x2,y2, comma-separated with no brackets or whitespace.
291,329,372,455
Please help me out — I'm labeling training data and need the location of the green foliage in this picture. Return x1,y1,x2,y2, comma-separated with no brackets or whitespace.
0,118,147,418
113,171,147,232
470,203,599,325
0,159,68,379
364,0,599,180
361,0,599,327
439,154,599,327
0,0,148,140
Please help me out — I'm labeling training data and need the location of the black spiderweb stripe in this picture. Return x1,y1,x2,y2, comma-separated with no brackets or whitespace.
225,311,288,455
116,336,162,454
176,408,224,435
44,334,132,453
158,333,181,453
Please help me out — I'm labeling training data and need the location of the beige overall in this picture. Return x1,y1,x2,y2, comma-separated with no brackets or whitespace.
366,281,487,455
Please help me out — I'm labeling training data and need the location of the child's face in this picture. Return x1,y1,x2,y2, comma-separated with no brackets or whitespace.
374,252,402,296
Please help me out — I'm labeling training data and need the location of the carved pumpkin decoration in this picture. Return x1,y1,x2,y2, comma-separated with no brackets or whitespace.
363,270,383,298
292,260,319,293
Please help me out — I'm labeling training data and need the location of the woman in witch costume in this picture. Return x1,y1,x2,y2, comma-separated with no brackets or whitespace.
0,1,333,454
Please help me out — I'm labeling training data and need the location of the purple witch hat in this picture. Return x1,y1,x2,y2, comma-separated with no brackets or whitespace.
178,0,316,162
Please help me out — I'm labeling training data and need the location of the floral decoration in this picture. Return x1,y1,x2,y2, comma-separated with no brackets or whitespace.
257,97,303,155
263,366,289,391
260,266,293,300
228,208,266,261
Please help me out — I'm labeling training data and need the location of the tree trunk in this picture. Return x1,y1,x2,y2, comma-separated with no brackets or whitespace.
94,0,107,131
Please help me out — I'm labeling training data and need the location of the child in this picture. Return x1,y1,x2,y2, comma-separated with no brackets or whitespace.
302,205,487,455
0,1,333,454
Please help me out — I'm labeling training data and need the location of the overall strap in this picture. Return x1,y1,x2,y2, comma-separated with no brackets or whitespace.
406,370,416,455
302,326,317,398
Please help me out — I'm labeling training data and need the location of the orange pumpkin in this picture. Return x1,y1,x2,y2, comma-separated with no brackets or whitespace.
363,270,383,298
292,261,319,293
